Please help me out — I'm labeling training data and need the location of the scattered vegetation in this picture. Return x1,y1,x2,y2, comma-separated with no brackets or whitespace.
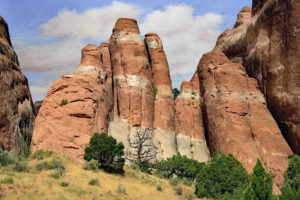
156,184,163,191
88,178,99,186
60,181,69,187
31,149,53,160
116,184,126,195
82,159,98,171
60,99,68,106
153,87,158,99
84,132,125,173
0,150,15,167
174,186,183,195
173,88,180,100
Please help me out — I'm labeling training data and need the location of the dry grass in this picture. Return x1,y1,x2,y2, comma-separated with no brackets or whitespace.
0,153,197,200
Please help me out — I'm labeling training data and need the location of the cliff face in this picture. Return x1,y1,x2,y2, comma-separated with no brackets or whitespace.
0,16,35,154
31,44,113,161
215,0,300,154
197,51,292,187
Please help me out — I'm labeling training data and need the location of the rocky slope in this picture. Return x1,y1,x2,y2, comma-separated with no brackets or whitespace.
0,16,35,154
215,0,300,154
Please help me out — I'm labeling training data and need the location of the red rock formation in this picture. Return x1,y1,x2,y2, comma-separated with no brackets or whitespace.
144,33,176,159
108,18,154,155
215,1,300,154
175,74,209,162
31,44,113,161
197,51,293,187
0,16,35,154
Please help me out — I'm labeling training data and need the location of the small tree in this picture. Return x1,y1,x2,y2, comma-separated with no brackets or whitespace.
173,88,180,100
127,128,156,169
195,153,249,199
84,133,125,173
246,159,275,200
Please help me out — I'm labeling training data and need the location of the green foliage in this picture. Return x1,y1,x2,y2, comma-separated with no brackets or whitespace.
173,88,180,100
250,159,274,200
169,177,179,186
195,153,249,199
38,159,65,171
60,181,69,187
31,150,53,160
13,160,28,172
116,184,126,195
174,186,183,195
88,178,99,186
156,184,163,191
84,132,125,173
0,150,15,166
0,177,14,184
280,155,300,200
49,168,65,179
154,154,204,180
82,159,98,171
153,87,158,99
60,99,68,105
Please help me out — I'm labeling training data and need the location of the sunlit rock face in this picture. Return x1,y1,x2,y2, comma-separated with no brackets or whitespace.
197,50,292,188
31,44,113,162
175,73,209,162
0,16,35,154
214,0,300,155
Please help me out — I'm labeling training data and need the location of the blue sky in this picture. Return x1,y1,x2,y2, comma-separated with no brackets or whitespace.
0,0,251,101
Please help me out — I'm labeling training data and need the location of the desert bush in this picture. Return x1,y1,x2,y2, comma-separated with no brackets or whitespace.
169,177,179,186
156,184,163,191
116,184,126,195
0,150,15,166
31,150,53,160
0,177,14,184
195,153,249,199
154,154,205,180
60,99,68,106
174,186,183,195
60,181,69,187
88,178,99,186
13,160,28,172
84,133,125,173
82,159,98,171
49,168,65,179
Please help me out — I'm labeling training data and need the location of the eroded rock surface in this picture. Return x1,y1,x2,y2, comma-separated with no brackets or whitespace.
145,33,176,159
108,18,155,158
0,16,35,154
31,44,113,161
175,74,209,162
197,51,293,187
215,0,300,154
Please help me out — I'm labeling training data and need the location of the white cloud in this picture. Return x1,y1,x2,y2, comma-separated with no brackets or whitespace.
40,1,141,40
15,2,223,101
140,4,223,75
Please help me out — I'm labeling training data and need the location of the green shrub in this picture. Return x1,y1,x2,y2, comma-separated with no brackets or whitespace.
89,178,99,186
84,133,125,173
43,159,65,170
154,154,204,180
169,177,179,186
13,160,28,172
0,150,15,166
280,155,300,200
156,184,163,191
195,153,249,199
60,181,69,187
60,99,68,106
1,177,14,184
174,186,182,195
173,88,180,100
116,184,126,195
31,150,53,160
82,159,98,171
153,87,158,99
249,159,275,200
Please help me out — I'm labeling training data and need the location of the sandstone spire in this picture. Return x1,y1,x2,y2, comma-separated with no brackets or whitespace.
175,74,209,162
145,33,176,159
108,18,155,157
